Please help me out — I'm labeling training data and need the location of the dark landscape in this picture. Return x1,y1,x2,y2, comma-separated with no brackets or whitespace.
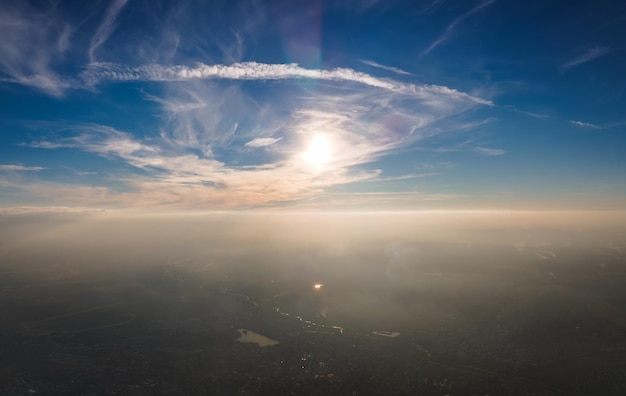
1,212,625,395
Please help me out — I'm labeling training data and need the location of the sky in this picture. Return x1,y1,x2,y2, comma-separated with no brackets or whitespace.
0,0,625,212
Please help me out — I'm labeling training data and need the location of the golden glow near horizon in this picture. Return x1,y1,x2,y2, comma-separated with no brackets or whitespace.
302,135,332,167
313,283,324,290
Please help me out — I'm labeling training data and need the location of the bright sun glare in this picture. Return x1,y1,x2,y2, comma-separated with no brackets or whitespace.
302,135,332,166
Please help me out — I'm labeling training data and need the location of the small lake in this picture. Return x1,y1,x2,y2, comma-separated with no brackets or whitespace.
236,329,280,347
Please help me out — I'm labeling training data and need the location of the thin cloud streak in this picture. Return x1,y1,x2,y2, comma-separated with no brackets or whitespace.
88,0,129,63
360,173,439,182
360,60,411,75
0,164,46,171
562,47,611,70
570,120,602,129
420,0,495,57
473,147,505,156
245,137,283,148
81,62,492,105
421,0,446,15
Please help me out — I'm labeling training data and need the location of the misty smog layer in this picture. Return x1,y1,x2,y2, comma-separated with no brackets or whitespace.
1,211,626,395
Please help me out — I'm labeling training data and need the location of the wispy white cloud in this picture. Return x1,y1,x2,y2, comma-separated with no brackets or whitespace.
19,57,493,209
562,47,611,70
61,166,97,176
421,0,446,14
418,161,456,170
570,120,602,129
361,173,439,182
245,137,283,148
81,62,492,105
144,83,251,154
27,65,484,209
88,0,129,63
0,2,74,95
0,164,46,171
26,123,374,208
360,60,411,75
473,147,505,156
448,118,495,132
420,0,495,57
517,110,550,119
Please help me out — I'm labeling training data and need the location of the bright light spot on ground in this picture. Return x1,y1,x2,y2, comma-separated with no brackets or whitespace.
313,283,324,290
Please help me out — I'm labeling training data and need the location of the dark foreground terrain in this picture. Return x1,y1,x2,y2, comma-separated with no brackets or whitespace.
1,213,626,395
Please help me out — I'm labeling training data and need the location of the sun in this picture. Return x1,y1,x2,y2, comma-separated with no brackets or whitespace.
302,135,332,166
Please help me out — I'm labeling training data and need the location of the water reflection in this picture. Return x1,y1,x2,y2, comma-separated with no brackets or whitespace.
236,329,280,347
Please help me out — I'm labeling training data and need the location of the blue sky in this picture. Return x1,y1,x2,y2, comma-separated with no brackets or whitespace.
0,0,625,211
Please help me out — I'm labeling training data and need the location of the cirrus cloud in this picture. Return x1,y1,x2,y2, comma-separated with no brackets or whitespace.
245,137,283,148
0,164,46,171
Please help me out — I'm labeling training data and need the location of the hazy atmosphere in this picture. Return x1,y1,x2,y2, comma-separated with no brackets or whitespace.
2,211,626,393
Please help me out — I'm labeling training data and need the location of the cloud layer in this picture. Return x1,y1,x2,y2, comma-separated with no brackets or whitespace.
2,1,566,211
17,59,494,209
